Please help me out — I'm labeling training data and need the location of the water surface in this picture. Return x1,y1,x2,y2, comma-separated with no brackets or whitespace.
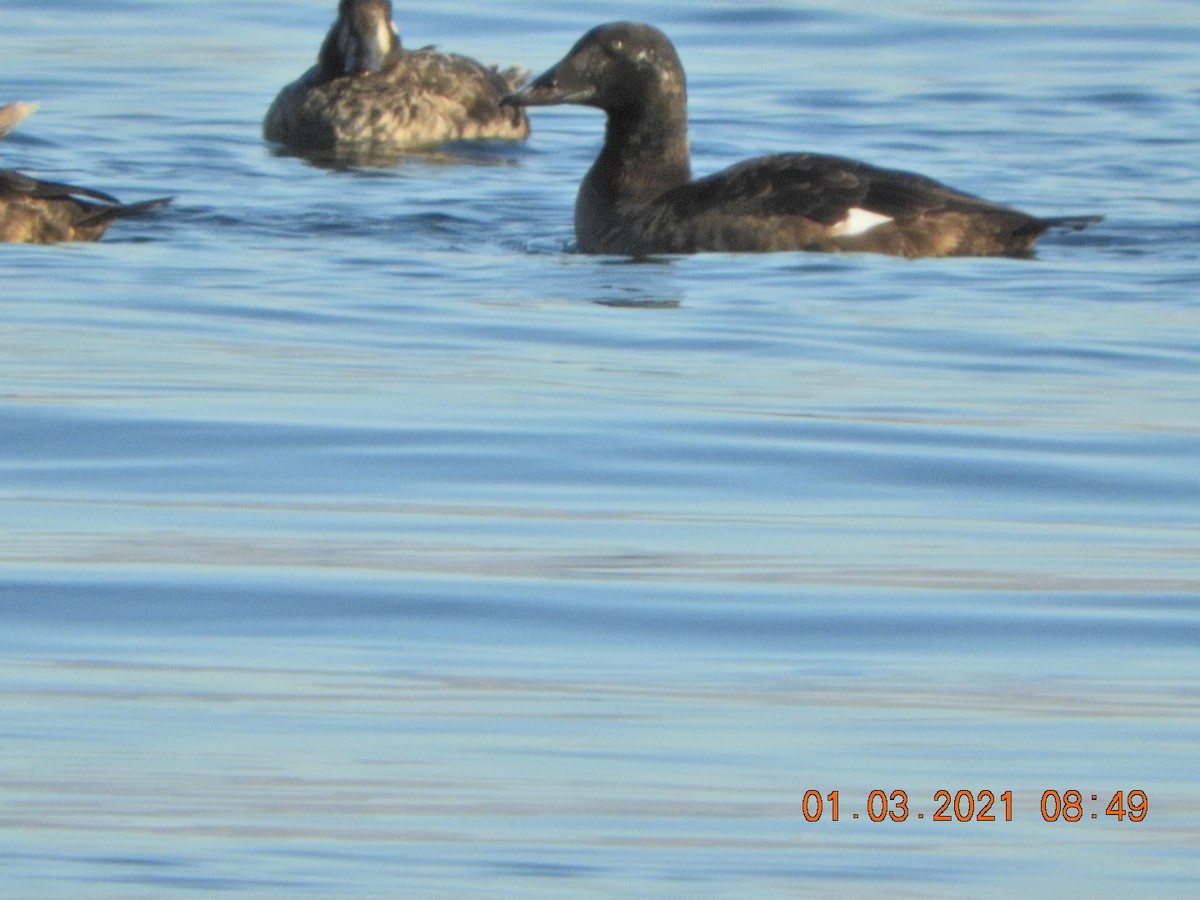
2,1,1199,896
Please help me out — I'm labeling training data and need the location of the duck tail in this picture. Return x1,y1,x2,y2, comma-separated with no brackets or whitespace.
1037,214,1103,233
76,196,172,227
498,66,530,93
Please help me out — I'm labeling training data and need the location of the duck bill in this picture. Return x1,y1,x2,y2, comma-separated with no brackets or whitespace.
339,16,396,74
503,65,595,107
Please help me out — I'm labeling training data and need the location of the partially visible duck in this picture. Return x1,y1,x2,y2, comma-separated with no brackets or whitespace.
0,101,40,139
264,0,529,159
504,22,1101,258
1,102,171,244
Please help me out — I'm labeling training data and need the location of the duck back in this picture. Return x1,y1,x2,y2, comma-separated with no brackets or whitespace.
578,151,1095,258
265,50,528,156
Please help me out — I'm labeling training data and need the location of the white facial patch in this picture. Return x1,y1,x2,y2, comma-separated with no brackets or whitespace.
830,208,894,237
339,17,395,73
369,18,393,55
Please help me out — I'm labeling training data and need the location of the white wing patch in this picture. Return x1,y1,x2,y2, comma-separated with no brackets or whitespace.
830,208,894,237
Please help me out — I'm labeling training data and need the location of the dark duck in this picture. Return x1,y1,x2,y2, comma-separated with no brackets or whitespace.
264,0,529,158
505,22,1100,258
1,102,170,245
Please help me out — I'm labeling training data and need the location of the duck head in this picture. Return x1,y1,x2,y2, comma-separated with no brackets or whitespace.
505,22,686,114
318,0,401,79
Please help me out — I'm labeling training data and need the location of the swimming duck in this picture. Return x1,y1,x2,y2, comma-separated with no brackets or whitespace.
0,102,170,244
264,0,529,158
504,22,1100,258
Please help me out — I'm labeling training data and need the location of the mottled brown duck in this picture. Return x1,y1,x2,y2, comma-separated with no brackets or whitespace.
264,0,529,159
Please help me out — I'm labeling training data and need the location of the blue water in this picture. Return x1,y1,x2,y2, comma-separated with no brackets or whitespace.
2,0,1199,896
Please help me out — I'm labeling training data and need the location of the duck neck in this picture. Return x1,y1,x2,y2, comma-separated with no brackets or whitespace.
588,96,692,207
318,7,400,81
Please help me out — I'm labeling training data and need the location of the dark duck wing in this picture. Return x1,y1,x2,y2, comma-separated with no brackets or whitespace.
1,169,170,244
263,0,529,159
505,22,1100,258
